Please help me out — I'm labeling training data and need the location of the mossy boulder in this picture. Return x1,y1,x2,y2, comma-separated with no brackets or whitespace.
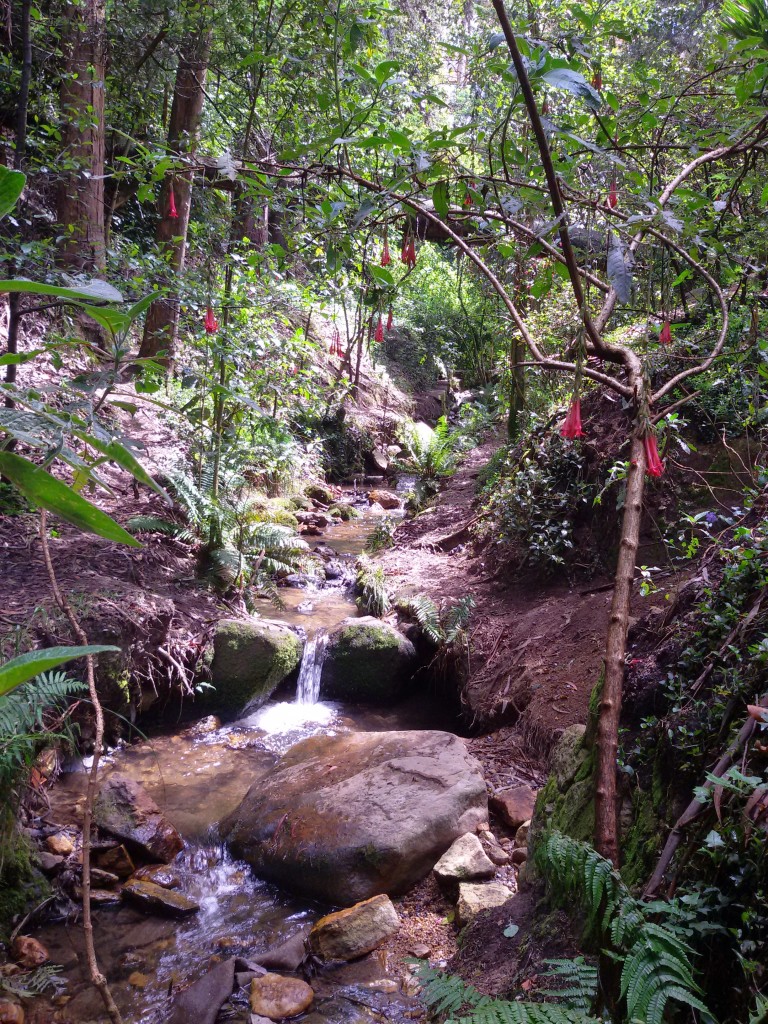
0,816,50,939
208,618,303,716
320,616,417,703
328,503,361,521
305,483,334,505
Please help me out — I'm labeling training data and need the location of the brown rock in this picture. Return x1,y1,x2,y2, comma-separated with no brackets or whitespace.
408,943,431,958
89,867,120,887
45,833,73,856
11,936,48,968
514,820,531,847
455,882,514,927
38,852,65,874
133,864,181,889
309,894,400,962
368,488,401,510
96,844,135,878
249,974,314,1019
94,774,183,863
122,879,199,918
0,999,24,1024
478,831,510,866
511,848,527,865
252,929,310,971
78,888,122,906
490,786,537,830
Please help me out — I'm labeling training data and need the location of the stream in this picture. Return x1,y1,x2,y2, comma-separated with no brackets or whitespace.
34,484,457,1024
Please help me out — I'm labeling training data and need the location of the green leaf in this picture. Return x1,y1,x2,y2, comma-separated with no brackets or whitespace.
0,166,26,219
0,645,120,698
0,452,141,545
70,431,169,499
541,68,602,111
432,180,450,219
374,59,400,85
0,278,123,302
0,349,44,366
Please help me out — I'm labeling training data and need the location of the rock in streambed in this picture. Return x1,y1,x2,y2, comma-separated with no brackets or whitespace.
207,617,303,716
320,617,417,703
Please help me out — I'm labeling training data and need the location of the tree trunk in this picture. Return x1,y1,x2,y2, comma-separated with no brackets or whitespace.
139,21,212,366
57,0,107,274
594,427,646,865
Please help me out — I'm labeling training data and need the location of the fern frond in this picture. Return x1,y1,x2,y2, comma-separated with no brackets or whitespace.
126,515,194,541
540,959,598,1015
400,594,443,645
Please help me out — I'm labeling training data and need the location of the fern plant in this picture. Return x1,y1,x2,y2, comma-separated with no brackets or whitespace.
355,556,391,617
399,594,475,646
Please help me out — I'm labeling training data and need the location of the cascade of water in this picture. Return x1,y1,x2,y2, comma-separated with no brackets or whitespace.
295,630,328,705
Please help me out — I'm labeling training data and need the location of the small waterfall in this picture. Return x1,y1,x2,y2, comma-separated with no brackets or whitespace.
296,630,328,705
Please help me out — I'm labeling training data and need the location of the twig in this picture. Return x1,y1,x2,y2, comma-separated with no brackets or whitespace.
9,895,56,944
38,511,123,1024
644,691,768,898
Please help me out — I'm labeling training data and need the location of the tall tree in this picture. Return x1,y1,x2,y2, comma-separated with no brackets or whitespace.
139,13,212,365
57,0,107,274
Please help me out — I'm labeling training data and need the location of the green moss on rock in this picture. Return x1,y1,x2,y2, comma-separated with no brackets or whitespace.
320,616,417,703
207,618,303,715
0,815,50,939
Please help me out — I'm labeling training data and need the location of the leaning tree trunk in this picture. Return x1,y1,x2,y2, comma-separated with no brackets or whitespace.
138,22,212,366
57,0,107,274
594,424,646,865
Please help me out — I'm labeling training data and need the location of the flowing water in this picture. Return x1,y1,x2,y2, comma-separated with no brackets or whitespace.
32,488,446,1024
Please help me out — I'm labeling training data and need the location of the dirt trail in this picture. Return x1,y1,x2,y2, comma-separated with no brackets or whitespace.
379,439,616,754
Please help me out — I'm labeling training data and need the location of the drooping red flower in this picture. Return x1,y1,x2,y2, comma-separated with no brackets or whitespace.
407,238,416,267
386,307,393,330
541,98,550,116
375,317,384,343
560,398,585,439
659,321,672,345
168,185,178,219
608,178,618,209
401,234,410,265
204,306,218,333
330,326,342,357
644,433,664,477
381,237,391,267
463,191,472,208
591,72,602,91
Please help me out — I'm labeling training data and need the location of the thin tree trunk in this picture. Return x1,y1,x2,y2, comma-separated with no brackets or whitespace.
139,20,212,366
594,427,646,865
57,0,107,274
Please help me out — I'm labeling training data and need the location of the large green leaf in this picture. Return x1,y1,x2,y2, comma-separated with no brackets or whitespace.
0,279,123,302
0,452,140,545
0,645,121,698
0,166,26,219
541,68,602,112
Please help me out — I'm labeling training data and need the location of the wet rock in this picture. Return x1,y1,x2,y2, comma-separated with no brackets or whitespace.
11,936,48,968
94,774,183,863
313,542,337,558
183,715,221,737
309,894,400,962
133,864,181,889
252,928,310,971
77,887,122,906
0,999,24,1024
38,852,65,875
328,503,359,521
45,833,73,856
122,878,199,917
222,730,487,903
456,882,514,927
89,867,120,887
167,957,236,1024
208,618,303,716
368,488,400,509
320,617,417,703
95,843,135,878
306,484,334,505
250,974,314,1019
433,833,496,889
490,785,537,830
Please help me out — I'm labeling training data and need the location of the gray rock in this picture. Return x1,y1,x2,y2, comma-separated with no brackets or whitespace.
433,833,496,888
320,617,417,703
208,618,303,715
94,774,183,863
122,879,199,917
167,957,236,1024
551,723,588,788
252,929,309,971
222,730,487,904
456,882,514,927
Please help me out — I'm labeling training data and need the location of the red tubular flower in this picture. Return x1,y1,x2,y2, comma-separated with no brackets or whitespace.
608,179,618,209
375,317,384,343
541,98,549,116
644,433,664,477
560,398,585,439
463,191,472,207
401,235,410,264
168,185,178,219
381,238,391,267
386,307,393,330
591,72,602,91
407,238,416,267
204,306,218,333
659,321,672,345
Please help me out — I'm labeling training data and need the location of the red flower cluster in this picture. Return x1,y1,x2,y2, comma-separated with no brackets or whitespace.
329,327,343,357
401,235,416,268
380,237,391,267
375,317,384,343
168,186,178,219
560,398,585,439
386,307,393,331
644,433,664,477
658,321,672,345
591,71,602,91
204,306,218,333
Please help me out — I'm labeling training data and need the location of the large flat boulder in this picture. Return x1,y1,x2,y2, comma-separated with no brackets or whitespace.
320,617,417,703
208,618,303,715
93,774,183,863
221,730,487,904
